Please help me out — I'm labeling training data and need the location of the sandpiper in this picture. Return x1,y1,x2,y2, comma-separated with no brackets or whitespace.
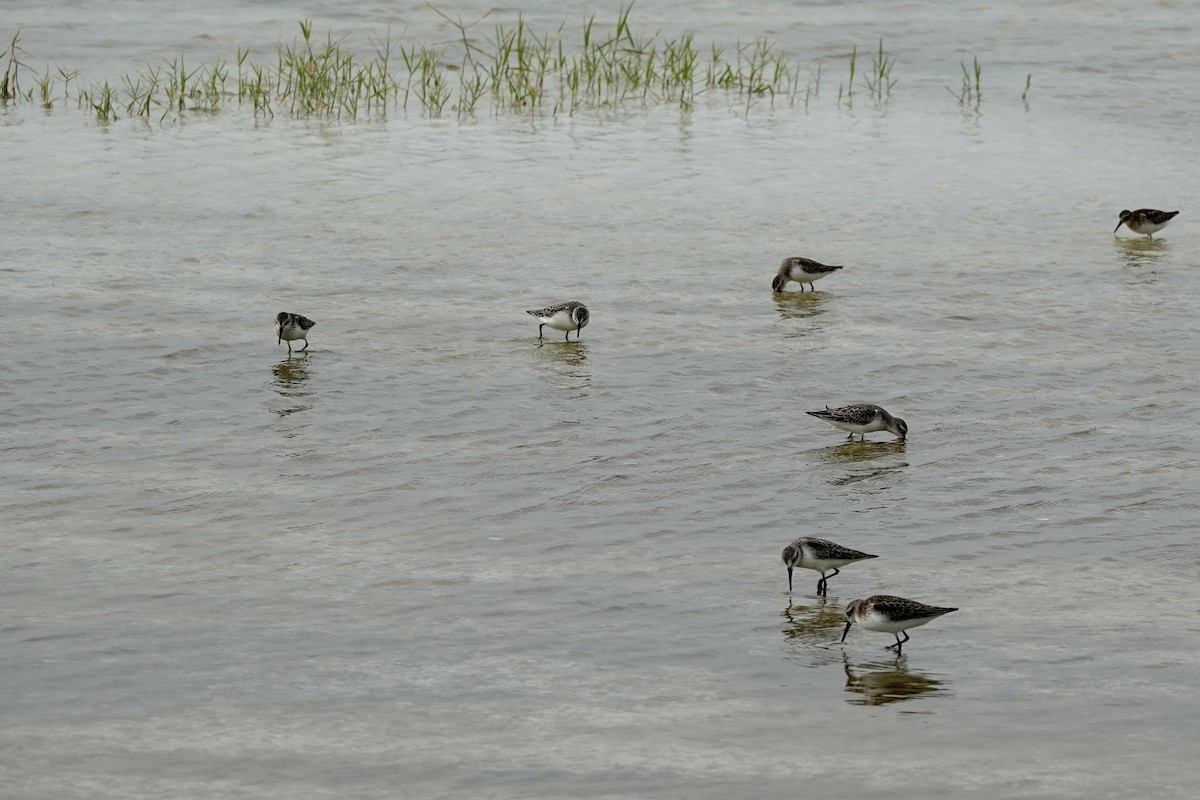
806,404,907,441
781,537,879,595
1114,208,1178,238
526,301,589,341
841,595,957,653
275,312,316,355
772,257,844,292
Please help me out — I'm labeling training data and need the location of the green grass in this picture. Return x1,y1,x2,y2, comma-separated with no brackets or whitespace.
1,31,27,101
865,39,896,102
950,56,983,109
0,9,1024,122
0,8,847,120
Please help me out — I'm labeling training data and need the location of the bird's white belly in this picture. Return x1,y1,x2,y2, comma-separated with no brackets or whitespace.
825,419,884,434
859,610,933,633
1128,220,1167,235
542,312,581,331
788,268,824,282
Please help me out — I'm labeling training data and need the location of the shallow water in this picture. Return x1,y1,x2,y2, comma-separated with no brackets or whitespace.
4,2,1200,798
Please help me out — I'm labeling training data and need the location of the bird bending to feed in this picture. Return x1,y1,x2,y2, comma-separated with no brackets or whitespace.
275,312,316,354
806,404,907,441
781,537,878,595
772,257,844,292
841,595,957,654
526,301,589,341
1114,208,1178,238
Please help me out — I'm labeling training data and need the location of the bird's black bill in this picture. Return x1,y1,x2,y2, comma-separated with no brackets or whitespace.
787,567,793,592
840,620,853,643
1114,221,1123,233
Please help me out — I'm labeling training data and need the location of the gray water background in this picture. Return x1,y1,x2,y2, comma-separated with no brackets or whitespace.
3,1,1200,798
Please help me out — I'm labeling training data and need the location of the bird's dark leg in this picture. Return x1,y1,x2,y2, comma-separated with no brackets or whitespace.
286,341,293,355
538,324,545,340
300,340,309,352
564,329,570,342
846,433,854,441
816,576,826,596
887,631,910,652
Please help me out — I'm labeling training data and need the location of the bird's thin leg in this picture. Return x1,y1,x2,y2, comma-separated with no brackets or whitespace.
538,324,545,340
287,341,293,355
300,340,309,352
887,631,910,652
817,567,840,596
564,329,570,342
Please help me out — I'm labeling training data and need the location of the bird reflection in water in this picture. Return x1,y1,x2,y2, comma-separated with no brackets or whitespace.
822,438,907,460
534,341,591,394
1114,236,1167,274
773,291,828,325
843,653,950,707
536,339,588,363
271,356,313,417
781,598,848,646
819,439,908,487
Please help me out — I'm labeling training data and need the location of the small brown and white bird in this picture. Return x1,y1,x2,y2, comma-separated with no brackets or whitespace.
526,301,589,341
1114,208,1179,238
841,595,958,653
772,257,844,292
781,537,879,595
275,312,316,354
806,404,908,441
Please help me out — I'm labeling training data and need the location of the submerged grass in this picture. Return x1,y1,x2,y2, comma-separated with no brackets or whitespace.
2,31,27,101
0,7,860,121
950,56,983,109
1,8,1024,122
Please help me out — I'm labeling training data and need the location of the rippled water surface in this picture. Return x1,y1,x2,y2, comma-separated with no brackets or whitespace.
4,2,1200,798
